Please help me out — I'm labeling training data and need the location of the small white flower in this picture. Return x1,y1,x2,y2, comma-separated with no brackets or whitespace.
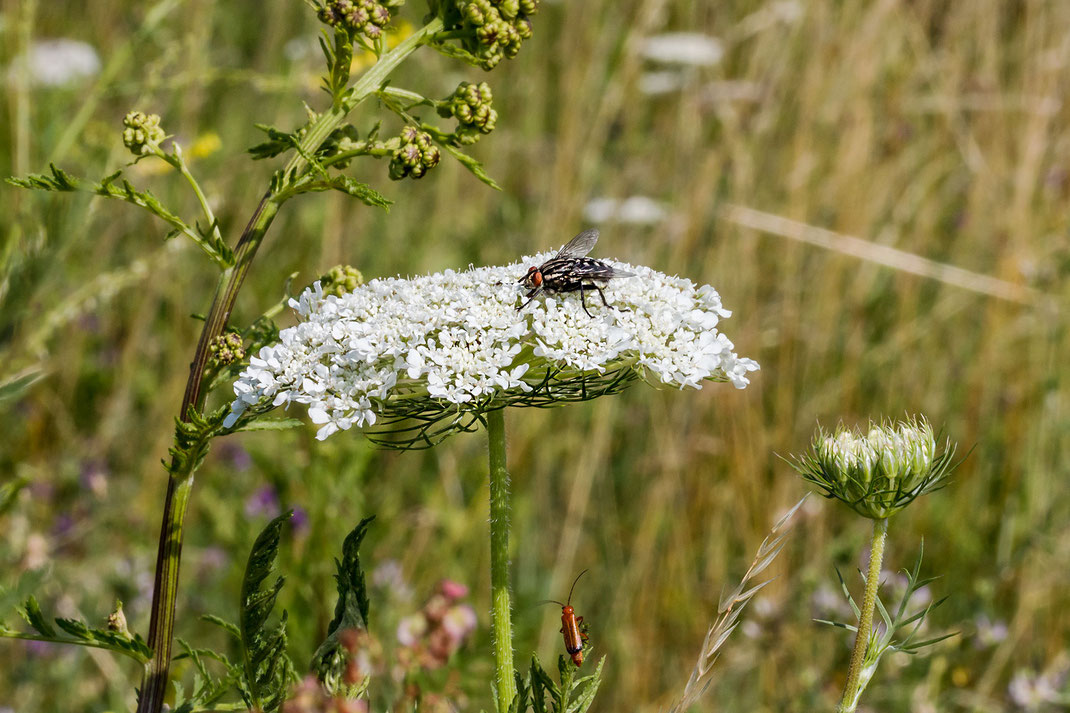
641,33,724,67
225,255,758,443
639,70,689,96
583,196,668,225
7,39,101,87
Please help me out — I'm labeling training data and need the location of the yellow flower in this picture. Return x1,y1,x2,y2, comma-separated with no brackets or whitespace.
190,131,222,159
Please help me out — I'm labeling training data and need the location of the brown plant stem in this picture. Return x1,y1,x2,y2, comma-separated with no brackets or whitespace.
135,19,443,713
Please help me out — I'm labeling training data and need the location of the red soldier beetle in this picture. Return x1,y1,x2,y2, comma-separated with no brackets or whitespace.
541,569,590,667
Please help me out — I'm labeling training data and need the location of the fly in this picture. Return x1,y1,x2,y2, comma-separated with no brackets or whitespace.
518,229,634,317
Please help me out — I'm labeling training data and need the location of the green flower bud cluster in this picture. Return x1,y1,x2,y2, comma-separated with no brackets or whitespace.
122,111,165,156
317,0,403,40
438,81,497,145
319,264,365,296
790,416,957,520
453,0,538,70
389,126,441,180
209,332,246,366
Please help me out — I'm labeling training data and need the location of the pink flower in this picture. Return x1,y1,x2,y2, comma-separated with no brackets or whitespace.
442,604,478,642
438,578,469,600
396,613,428,646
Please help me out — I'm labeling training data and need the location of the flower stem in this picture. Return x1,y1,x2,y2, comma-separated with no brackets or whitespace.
135,19,445,713
487,408,516,712
839,517,889,713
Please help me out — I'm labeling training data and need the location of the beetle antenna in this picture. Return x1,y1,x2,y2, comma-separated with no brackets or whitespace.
566,569,589,607
535,599,565,608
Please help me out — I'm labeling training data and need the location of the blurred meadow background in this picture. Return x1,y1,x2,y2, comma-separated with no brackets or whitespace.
2,0,1069,711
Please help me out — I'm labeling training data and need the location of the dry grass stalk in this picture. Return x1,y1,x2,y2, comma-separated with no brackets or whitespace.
669,495,809,713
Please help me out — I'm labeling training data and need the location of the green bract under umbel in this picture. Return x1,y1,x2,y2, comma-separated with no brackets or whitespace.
790,417,958,520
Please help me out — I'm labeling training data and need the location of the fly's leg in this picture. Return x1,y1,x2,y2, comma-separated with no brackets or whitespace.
591,284,629,312
581,283,628,315
517,287,541,312
577,284,595,318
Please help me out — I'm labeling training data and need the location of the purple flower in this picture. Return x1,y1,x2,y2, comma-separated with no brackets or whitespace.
244,485,281,518
290,505,309,534
218,442,253,471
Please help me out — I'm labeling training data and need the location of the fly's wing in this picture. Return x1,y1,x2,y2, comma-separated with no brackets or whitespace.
589,264,636,280
554,229,600,259
571,259,636,281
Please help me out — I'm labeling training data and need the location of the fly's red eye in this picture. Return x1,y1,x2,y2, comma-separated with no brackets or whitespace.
531,270,543,287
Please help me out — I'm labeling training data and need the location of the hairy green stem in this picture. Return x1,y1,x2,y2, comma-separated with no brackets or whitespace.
136,19,444,713
487,408,516,712
839,517,889,713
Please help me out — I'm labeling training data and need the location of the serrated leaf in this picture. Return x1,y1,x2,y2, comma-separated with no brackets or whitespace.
201,614,242,641
327,176,391,208
311,516,375,689
566,655,604,713
18,596,55,637
6,164,79,191
248,124,300,161
239,511,296,712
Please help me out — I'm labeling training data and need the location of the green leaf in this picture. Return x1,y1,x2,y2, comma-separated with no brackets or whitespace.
172,637,243,711
248,124,300,161
328,515,375,633
239,511,296,713
0,368,47,404
6,164,79,191
566,656,605,713
54,617,154,660
18,596,55,637
311,516,375,691
201,614,242,641
233,419,305,433
437,140,501,190
6,597,153,663
325,176,392,208
8,164,232,267
529,655,554,712
428,40,485,68
0,474,29,518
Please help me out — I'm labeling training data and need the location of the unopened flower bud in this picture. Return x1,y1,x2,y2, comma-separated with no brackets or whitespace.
790,416,957,520
107,600,130,635
389,128,439,180
320,265,365,296
209,332,246,366
122,111,165,156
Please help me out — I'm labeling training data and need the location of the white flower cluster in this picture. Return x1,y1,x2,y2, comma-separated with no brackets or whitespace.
225,255,759,441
